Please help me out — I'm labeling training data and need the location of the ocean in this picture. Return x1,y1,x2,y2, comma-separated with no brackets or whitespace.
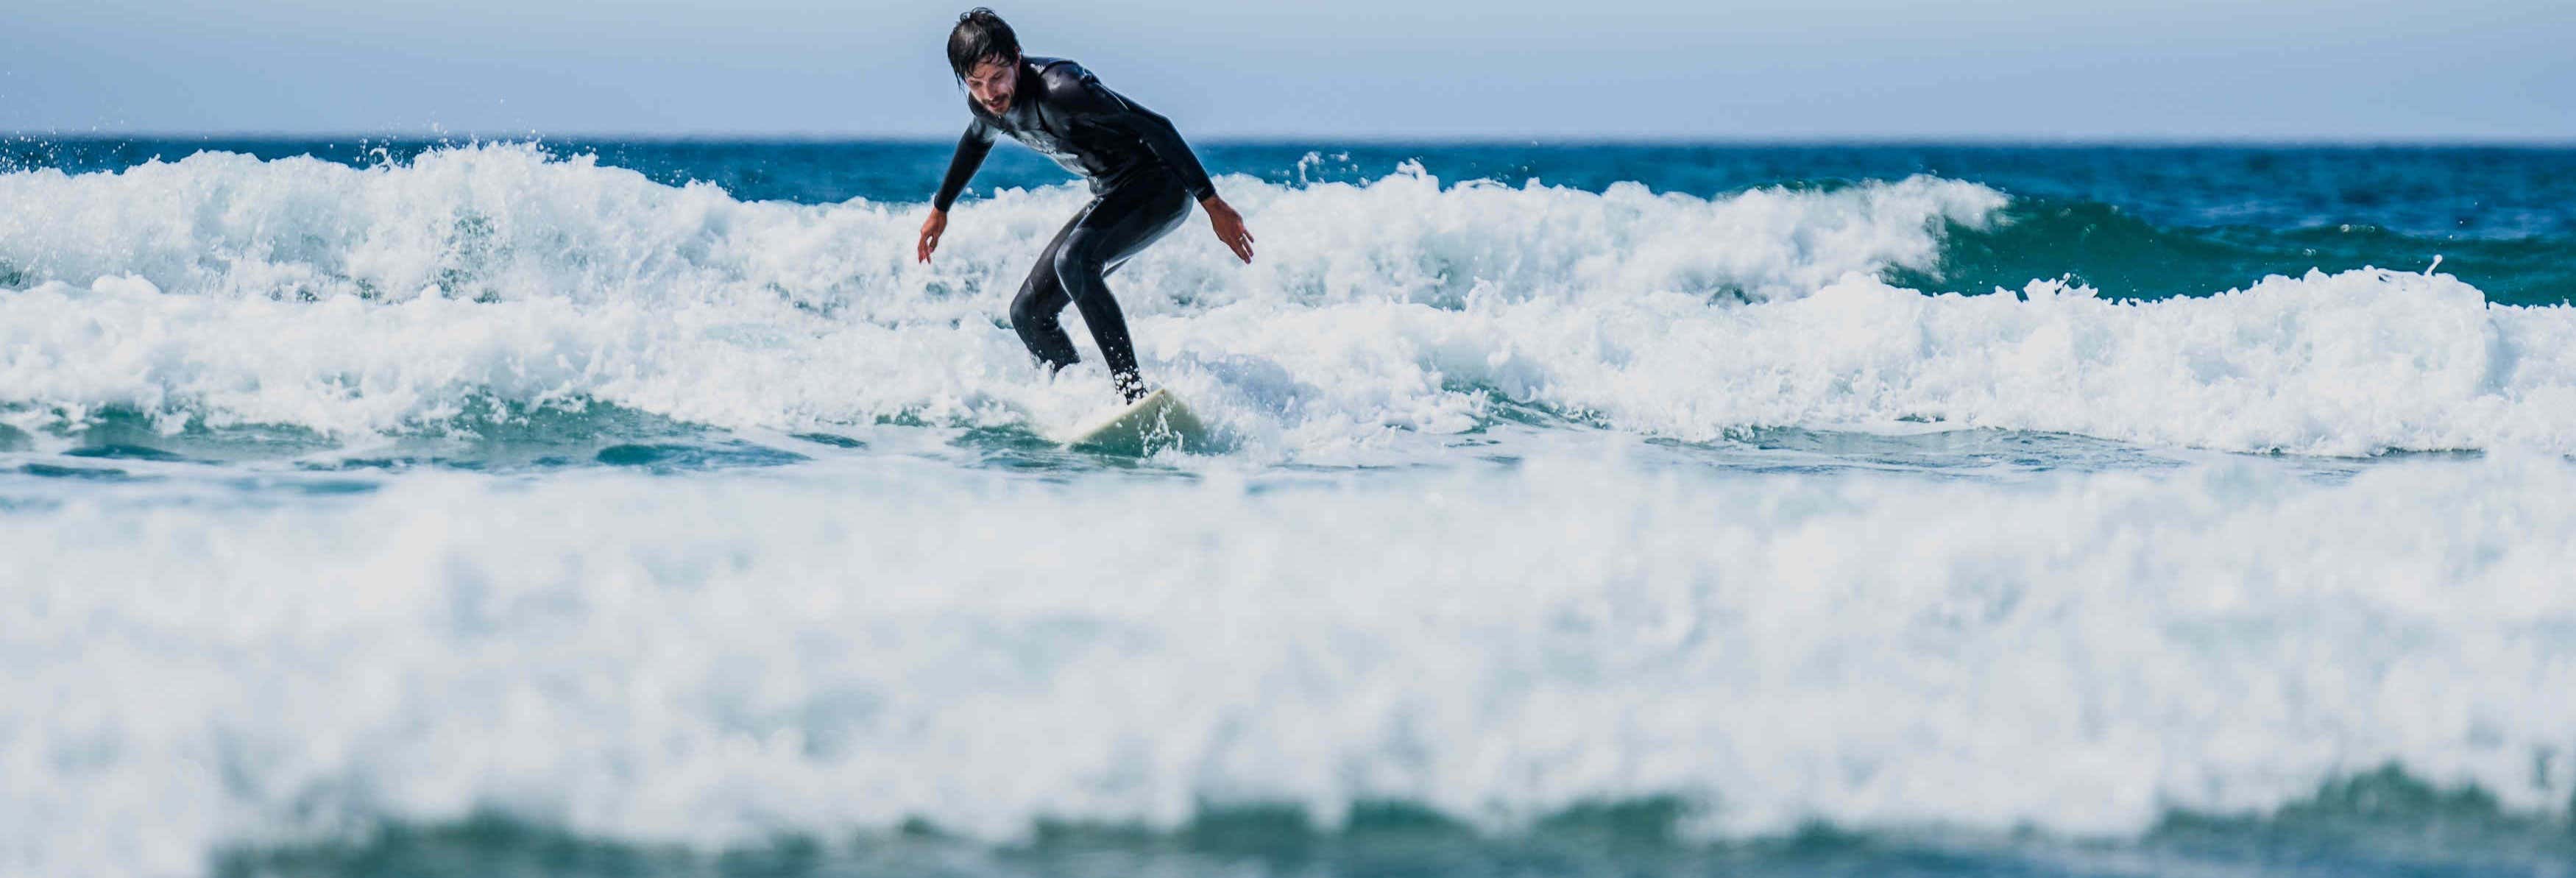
3,138,2574,877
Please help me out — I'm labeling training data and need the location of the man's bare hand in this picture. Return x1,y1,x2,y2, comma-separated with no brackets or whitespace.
916,209,949,263
1203,196,1253,263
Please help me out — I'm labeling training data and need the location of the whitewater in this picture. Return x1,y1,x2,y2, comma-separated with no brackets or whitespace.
4,141,2575,877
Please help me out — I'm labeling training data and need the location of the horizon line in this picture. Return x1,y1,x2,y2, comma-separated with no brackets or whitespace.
10,130,2576,149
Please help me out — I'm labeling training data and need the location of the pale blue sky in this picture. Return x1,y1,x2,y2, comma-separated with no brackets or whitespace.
4,0,2572,139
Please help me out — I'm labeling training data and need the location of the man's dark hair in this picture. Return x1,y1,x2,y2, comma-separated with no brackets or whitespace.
948,8,1021,82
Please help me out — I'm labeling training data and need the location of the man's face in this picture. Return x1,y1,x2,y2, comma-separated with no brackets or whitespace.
964,56,1018,115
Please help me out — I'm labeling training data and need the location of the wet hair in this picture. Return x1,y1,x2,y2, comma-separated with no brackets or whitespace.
947,8,1021,82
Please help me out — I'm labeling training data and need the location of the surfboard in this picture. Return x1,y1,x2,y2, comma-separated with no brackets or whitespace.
1061,387,1209,455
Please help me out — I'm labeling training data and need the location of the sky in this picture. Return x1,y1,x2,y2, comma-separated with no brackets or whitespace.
4,0,2572,140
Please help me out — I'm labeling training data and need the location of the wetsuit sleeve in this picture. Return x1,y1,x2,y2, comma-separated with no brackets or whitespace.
1055,71,1220,202
932,119,997,212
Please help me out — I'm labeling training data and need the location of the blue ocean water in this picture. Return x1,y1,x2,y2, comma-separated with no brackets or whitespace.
3,138,2575,877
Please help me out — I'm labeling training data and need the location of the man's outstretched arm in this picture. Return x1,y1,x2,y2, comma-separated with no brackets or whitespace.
921,122,997,263
933,121,996,212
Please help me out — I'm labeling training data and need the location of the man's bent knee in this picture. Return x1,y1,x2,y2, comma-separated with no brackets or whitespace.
1008,291,1046,328
1051,241,1108,301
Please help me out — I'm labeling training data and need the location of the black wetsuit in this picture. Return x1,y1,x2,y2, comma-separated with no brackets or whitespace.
933,56,1218,400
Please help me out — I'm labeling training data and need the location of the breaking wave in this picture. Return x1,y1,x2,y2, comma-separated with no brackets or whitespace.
3,144,2573,457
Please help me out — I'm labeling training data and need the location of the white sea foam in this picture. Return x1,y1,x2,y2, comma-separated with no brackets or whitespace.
4,454,2575,877
11,145,2575,878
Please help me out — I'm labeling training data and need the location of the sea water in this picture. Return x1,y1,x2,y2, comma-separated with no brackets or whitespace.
3,138,2575,877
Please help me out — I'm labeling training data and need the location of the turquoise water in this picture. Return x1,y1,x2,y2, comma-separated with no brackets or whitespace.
216,778,2576,878
4,139,2575,877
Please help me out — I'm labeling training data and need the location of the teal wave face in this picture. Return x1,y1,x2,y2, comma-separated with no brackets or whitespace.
1894,197,2576,305
216,769,2576,878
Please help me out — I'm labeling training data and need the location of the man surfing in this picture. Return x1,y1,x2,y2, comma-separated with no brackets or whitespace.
915,7,1255,403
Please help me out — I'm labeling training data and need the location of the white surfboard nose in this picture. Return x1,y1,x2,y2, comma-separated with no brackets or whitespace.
1061,388,1211,455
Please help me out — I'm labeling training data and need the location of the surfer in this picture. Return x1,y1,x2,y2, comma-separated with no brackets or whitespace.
914,7,1255,403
